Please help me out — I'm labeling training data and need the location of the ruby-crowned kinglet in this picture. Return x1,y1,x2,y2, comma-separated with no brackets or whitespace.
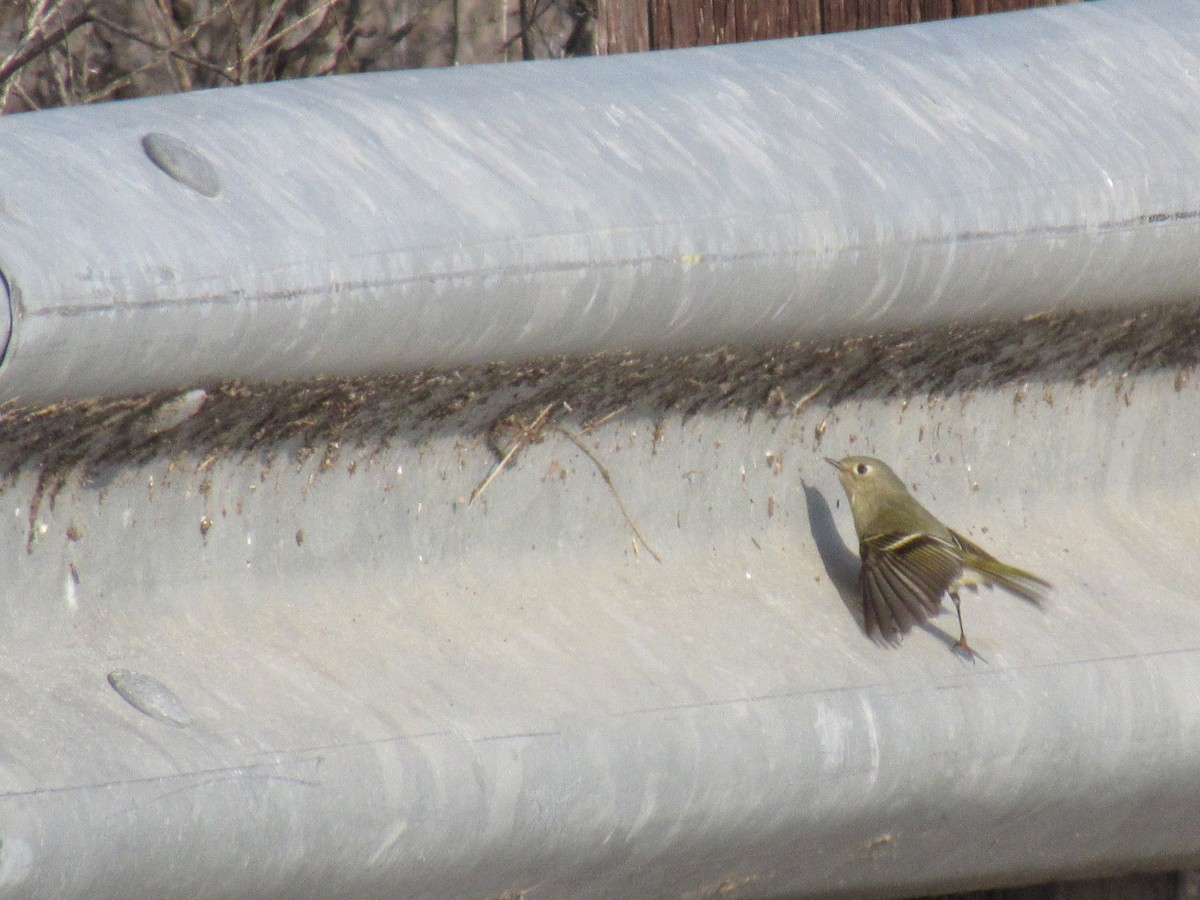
826,455,1049,654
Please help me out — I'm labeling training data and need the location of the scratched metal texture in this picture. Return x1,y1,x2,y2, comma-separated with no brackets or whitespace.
0,303,1199,898
1,1,1200,898
0,0,1198,402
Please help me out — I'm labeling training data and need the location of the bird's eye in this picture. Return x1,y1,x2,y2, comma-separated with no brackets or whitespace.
856,463,870,475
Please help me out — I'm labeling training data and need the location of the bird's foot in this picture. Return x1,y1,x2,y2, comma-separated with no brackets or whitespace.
952,635,980,663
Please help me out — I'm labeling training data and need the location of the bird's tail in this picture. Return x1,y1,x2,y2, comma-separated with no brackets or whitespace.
951,529,1051,604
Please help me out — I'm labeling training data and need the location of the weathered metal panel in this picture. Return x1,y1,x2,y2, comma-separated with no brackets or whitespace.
0,0,1197,402
0,1,1198,898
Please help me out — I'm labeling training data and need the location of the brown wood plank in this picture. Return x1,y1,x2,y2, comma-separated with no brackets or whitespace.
597,0,1077,53
916,0,956,22
596,0,652,53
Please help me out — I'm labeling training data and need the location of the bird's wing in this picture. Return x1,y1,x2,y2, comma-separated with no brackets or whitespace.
947,529,1000,563
949,529,1051,603
859,531,963,638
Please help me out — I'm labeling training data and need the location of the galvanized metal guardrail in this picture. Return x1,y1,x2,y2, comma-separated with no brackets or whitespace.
0,0,1199,897
0,0,1197,403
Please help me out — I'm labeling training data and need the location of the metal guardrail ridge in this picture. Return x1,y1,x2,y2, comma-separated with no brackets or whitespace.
5,316,1200,899
0,0,1197,402
1,1,1199,899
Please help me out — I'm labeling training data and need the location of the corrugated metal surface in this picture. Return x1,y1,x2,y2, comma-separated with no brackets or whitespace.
0,0,1197,402
0,1,1198,897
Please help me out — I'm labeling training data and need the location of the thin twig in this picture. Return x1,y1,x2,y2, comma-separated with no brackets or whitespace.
223,0,247,83
469,402,661,562
243,0,292,68
793,380,826,413
0,2,96,86
468,402,555,508
89,15,239,84
468,440,521,508
146,0,194,92
243,0,346,71
581,404,627,434
549,425,662,563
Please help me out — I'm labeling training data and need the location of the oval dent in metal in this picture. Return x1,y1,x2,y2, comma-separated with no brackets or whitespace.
141,132,221,198
107,669,194,727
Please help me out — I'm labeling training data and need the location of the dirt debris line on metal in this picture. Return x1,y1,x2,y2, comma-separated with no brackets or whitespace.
1,299,1197,528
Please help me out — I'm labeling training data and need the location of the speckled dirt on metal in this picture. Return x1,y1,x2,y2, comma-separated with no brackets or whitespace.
2,300,1196,492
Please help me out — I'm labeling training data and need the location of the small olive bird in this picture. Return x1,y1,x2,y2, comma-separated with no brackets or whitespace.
826,456,1049,654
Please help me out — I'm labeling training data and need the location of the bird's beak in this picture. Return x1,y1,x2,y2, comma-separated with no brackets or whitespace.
824,457,843,471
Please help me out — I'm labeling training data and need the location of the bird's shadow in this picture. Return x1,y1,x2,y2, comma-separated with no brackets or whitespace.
802,480,968,656
802,481,860,621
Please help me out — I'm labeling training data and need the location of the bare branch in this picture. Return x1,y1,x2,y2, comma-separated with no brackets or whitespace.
550,424,663,563
0,2,97,87
89,15,238,85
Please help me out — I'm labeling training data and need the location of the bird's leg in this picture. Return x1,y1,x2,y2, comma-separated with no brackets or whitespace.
950,591,977,660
